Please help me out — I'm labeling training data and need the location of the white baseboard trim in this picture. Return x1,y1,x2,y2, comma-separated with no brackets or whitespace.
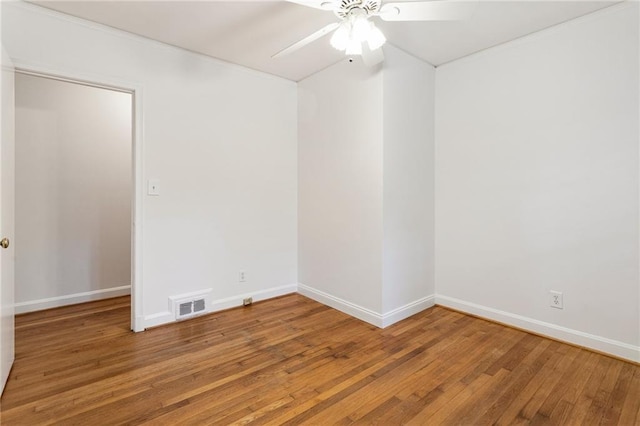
143,311,173,329
382,295,436,328
209,283,297,312
298,283,383,327
435,294,640,363
298,283,435,328
14,285,131,314
143,284,298,329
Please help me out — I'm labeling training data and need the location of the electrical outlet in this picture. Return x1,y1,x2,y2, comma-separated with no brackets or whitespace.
549,290,563,309
239,270,246,283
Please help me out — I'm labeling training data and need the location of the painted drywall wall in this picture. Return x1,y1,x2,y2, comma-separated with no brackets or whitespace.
382,46,435,316
435,3,639,360
2,2,298,327
298,57,385,318
14,73,132,313
298,46,435,326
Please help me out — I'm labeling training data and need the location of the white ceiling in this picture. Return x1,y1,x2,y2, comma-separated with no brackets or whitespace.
31,0,621,81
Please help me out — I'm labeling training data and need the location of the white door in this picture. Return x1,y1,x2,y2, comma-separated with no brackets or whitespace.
0,45,16,395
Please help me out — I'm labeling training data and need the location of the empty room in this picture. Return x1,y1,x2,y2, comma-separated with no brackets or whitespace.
0,0,638,424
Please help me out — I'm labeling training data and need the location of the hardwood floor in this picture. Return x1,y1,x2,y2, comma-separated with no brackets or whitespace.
1,295,638,425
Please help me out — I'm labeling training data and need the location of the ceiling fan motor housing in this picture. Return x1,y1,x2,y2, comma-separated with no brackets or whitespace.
334,0,381,19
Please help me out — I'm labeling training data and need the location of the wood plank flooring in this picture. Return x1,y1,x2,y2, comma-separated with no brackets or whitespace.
1,295,638,425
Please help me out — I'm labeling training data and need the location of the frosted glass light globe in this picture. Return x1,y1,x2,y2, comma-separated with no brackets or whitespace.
330,21,351,51
367,23,386,50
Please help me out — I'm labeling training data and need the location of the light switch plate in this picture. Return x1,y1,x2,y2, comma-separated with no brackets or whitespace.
148,179,160,196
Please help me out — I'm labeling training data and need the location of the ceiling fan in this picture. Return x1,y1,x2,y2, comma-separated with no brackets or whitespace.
273,0,477,66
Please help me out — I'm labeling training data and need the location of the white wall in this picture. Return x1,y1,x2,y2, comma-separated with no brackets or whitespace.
435,3,639,361
382,46,435,316
3,2,298,327
15,73,132,312
298,57,385,317
298,46,435,326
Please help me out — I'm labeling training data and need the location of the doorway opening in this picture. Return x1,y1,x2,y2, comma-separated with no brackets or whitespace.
14,70,140,331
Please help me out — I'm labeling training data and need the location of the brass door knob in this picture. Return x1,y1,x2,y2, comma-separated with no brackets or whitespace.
0,238,9,249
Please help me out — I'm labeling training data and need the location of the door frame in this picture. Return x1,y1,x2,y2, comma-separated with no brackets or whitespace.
1,44,16,395
14,62,144,332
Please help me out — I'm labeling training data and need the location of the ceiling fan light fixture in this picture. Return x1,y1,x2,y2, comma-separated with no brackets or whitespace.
351,14,372,42
330,21,351,50
275,0,477,63
332,8,385,56
367,23,386,50
345,38,363,55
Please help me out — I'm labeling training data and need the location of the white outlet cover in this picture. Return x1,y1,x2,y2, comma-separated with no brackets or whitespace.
549,290,563,309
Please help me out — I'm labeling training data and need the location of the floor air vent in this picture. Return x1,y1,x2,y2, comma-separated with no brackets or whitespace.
170,289,212,321
176,298,207,320
179,301,194,318
193,298,206,313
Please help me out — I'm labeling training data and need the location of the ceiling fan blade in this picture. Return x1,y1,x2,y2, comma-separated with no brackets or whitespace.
378,0,477,22
272,22,340,58
361,45,385,67
285,0,338,11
